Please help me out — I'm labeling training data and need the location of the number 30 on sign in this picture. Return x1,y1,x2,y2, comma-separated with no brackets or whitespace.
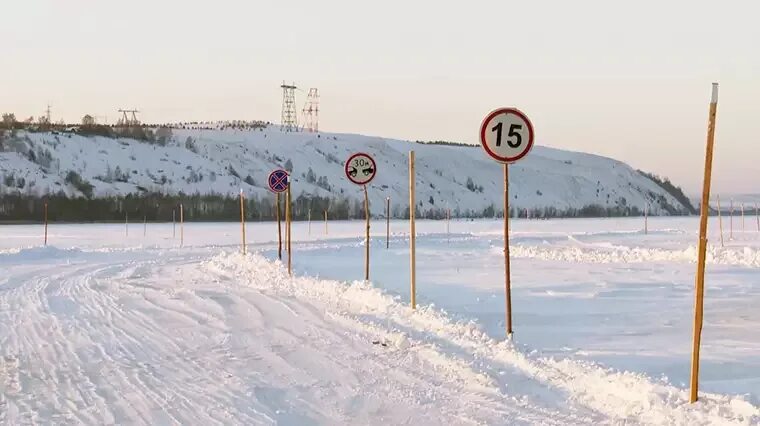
479,108,534,163
345,153,377,186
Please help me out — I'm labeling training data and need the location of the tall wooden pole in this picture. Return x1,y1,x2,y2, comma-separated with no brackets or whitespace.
287,185,292,276
504,163,513,338
240,190,247,255
690,82,719,404
180,203,184,248
756,202,759,232
44,201,48,246
386,197,390,249
324,210,328,235
308,208,311,236
409,151,417,309
276,193,282,260
717,196,724,247
363,185,370,281
741,203,745,233
172,209,176,239
143,215,147,237
125,211,129,238
285,189,291,249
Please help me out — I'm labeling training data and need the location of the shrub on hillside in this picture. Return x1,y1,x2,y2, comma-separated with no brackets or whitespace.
64,170,94,198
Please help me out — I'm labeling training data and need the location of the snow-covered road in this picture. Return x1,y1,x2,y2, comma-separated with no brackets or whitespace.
0,247,596,425
1,218,758,425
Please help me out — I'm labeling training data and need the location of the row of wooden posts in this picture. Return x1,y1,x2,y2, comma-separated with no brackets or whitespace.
642,198,760,241
715,197,760,246
44,202,186,247
232,155,442,285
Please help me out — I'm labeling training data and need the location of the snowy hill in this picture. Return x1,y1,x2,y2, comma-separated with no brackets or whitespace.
0,127,692,217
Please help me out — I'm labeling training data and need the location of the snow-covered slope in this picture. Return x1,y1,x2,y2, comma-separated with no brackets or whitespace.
0,127,691,216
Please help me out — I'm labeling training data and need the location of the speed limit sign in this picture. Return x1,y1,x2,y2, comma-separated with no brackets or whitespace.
479,108,534,163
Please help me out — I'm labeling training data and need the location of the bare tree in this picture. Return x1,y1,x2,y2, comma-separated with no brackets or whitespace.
82,114,96,127
2,113,16,128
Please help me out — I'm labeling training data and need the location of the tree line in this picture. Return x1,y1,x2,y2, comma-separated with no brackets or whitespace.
0,192,663,223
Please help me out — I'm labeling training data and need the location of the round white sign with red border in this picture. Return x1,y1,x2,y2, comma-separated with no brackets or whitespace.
479,107,534,163
345,153,377,186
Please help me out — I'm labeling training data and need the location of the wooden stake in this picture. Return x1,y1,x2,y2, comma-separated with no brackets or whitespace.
276,193,282,260
741,203,745,233
180,203,184,248
125,211,129,237
287,185,292,276
504,163,513,338
44,201,48,246
756,202,759,232
324,210,328,235
143,215,147,237
172,209,176,239
644,202,649,235
363,185,370,281
386,197,390,249
447,207,451,240
730,199,734,240
717,196,724,247
240,190,247,255
409,151,416,309
308,208,311,236
690,82,719,404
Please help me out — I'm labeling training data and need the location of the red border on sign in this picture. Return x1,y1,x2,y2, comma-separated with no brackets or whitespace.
479,107,535,163
267,169,289,193
345,152,377,186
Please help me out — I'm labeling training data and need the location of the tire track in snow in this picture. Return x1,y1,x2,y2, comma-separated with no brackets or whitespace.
0,253,268,424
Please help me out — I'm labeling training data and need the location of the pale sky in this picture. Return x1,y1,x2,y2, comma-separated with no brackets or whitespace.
3,0,759,194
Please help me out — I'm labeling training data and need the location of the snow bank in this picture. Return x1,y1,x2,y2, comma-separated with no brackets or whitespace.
206,252,759,425
0,246,83,261
493,244,760,268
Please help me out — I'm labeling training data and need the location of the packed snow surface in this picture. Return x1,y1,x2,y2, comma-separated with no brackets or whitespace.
1,216,758,425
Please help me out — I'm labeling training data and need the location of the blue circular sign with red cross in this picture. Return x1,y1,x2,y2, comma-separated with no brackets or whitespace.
268,169,290,193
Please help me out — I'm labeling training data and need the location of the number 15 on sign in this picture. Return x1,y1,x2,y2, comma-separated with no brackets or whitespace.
480,108,534,163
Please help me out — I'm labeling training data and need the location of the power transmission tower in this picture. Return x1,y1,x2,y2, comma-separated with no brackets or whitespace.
302,88,320,133
280,82,298,132
118,109,140,126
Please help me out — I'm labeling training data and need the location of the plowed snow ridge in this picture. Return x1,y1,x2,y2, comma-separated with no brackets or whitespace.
502,244,760,267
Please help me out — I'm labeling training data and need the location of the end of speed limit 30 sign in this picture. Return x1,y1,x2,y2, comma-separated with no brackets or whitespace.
479,108,534,163
345,152,377,186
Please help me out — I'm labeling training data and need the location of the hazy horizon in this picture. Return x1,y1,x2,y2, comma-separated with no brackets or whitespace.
3,0,759,194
